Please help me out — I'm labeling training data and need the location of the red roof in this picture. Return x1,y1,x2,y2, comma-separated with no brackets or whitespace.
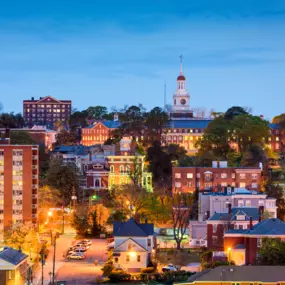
177,75,186,80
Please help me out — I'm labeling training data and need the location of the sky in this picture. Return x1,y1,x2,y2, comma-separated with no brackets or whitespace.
0,0,285,120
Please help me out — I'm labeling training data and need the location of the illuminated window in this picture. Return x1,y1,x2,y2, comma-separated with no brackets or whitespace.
110,165,114,173
175,173,181,179
119,165,124,174
221,173,227,179
126,255,130,262
187,173,193,179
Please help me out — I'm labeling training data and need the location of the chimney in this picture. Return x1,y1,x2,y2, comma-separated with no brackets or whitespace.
249,216,253,230
114,113,119,122
31,97,34,100
228,203,232,214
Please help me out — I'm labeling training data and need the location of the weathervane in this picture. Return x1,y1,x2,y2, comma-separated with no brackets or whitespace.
179,54,183,74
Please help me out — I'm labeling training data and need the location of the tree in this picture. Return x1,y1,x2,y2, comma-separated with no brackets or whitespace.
10,131,35,145
69,110,88,128
53,130,78,146
86,106,108,120
171,192,193,249
264,181,285,220
145,107,169,144
0,112,25,128
257,238,285,265
147,141,172,188
5,222,40,262
179,156,196,167
165,144,187,164
224,106,248,120
38,185,62,209
71,210,89,236
46,157,80,204
90,204,110,229
240,144,266,167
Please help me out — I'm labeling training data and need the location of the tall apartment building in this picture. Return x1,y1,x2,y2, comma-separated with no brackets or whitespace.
172,161,262,193
0,129,38,241
23,96,71,127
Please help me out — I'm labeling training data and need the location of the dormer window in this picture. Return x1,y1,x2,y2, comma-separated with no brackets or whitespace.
236,215,245,221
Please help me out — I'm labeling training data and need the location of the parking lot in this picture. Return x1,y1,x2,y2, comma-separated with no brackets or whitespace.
56,239,108,284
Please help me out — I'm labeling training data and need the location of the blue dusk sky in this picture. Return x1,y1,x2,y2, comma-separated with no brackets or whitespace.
0,0,285,120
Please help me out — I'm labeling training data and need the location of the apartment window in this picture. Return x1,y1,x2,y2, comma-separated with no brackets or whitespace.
196,173,200,178
251,183,258,189
187,173,193,179
245,200,251,207
238,200,244,207
0,150,4,156
221,182,227,187
175,182,181,188
13,161,22,166
212,236,218,244
8,270,12,280
148,239,151,247
239,173,246,179
126,255,130,262
221,173,227,179
137,255,141,262
119,165,124,174
240,182,246,188
175,173,181,179
212,224,217,232
276,136,280,141
114,257,118,263
187,182,192,187
258,200,264,206
0,160,4,166
252,173,258,179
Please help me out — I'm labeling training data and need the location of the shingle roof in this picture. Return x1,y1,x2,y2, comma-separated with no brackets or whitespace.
208,207,260,221
86,120,121,129
226,218,285,236
113,218,154,237
185,266,285,283
269,123,280,130
0,247,28,266
52,145,88,155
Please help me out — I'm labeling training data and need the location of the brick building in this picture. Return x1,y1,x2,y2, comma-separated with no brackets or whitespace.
224,218,285,265
81,117,120,146
173,162,262,193
0,130,38,241
23,96,71,128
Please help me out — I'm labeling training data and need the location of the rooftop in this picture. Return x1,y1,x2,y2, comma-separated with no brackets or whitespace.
186,266,285,283
0,247,28,266
225,218,285,236
201,188,265,196
208,207,260,221
113,218,154,237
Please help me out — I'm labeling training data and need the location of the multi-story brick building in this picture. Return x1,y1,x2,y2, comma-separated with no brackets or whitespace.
23,96,71,128
81,115,120,146
173,161,262,193
224,218,285,265
0,129,38,241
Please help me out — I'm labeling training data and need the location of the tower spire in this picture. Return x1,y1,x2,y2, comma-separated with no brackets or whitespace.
179,54,183,74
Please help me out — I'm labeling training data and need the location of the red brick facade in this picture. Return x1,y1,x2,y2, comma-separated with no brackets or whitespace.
172,166,262,193
82,122,112,146
0,144,38,238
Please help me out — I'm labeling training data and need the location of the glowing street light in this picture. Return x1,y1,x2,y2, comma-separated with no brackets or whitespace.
48,211,52,217
129,251,136,258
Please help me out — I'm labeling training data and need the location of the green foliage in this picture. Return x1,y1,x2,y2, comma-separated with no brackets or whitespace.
0,112,24,128
10,131,35,145
86,106,108,120
108,272,131,282
264,181,285,220
147,141,172,187
46,157,80,204
240,143,266,167
165,143,187,164
69,110,88,127
224,106,248,120
71,211,89,236
53,130,78,146
257,238,285,265
107,210,127,224
101,262,114,277
179,156,196,167
89,209,102,236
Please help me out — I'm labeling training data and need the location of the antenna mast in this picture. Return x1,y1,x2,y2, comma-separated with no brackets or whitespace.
164,82,166,110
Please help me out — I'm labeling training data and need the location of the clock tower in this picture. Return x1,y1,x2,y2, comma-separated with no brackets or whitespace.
172,55,190,112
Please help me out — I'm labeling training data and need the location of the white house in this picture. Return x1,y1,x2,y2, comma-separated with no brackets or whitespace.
113,218,154,273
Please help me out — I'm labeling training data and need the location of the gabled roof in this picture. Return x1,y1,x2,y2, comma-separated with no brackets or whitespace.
52,145,88,155
113,218,154,237
208,207,260,222
0,247,28,266
186,266,285,282
114,238,147,252
269,123,280,130
226,218,285,236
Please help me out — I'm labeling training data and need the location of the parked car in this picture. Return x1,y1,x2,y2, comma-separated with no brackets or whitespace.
68,249,86,255
72,246,88,252
67,253,85,260
162,264,179,272
82,239,92,245
76,242,90,248
180,263,201,272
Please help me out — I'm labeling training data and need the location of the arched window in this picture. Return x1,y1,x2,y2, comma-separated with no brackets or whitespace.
110,177,114,186
126,165,131,174
119,165,124,174
95,179,100,188
143,177,146,186
110,165,114,173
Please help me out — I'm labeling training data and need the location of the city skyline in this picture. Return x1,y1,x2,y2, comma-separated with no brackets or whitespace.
1,0,285,119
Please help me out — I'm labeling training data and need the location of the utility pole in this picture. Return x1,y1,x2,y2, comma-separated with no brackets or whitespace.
62,205,65,234
52,234,57,284
164,82,167,110
40,249,45,285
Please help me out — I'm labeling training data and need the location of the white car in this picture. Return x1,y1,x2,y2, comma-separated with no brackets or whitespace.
67,253,85,260
75,243,90,249
162,264,179,272
82,239,92,246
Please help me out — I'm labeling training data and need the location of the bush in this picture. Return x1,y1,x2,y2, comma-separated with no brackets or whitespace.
141,267,155,273
101,262,114,277
108,273,131,282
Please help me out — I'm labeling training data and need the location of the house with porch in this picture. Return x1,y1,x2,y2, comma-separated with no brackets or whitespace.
113,218,154,273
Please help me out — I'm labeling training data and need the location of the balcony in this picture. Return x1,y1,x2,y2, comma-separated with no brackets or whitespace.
32,204,37,209
32,165,37,170
13,195,23,200
32,155,38,160
12,185,22,191
32,194,37,199
32,175,38,179
0,166,3,171
13,175,22,181
12,156,23,161
32,185,38,189
12,214,23,220
32,214,37,219
12,166,23,171
0,176,3,181
12,205,23,210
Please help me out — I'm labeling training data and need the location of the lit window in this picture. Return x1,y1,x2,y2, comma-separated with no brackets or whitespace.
221,173,227,179
251,183,258,189
175,182,181,188
187,173,193,179
175,173,181,179
239,174,246,179
240,182,246,188
126,255,130,262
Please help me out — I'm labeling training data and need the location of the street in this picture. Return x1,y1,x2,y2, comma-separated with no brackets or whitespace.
34,229,108,285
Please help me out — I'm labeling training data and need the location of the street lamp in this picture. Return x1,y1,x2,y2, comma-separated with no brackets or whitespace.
48,211,52,217
227,247,232,263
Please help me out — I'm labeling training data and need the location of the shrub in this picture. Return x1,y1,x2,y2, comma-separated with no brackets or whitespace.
141,267,155,273
101,262,114,277
108,273,131,282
